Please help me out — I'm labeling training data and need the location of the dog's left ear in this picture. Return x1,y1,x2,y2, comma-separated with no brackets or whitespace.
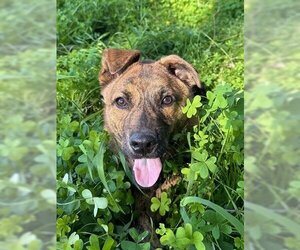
159,55,201,89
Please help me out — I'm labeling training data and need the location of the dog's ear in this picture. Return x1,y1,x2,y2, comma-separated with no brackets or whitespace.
99,48,141,86
159,55,201,89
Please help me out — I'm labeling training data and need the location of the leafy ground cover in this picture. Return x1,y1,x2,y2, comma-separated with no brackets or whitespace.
245,0,300,249
57,1,244,249
0,0,56,249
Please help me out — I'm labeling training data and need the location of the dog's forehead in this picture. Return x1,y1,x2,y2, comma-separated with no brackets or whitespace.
112,62,177,90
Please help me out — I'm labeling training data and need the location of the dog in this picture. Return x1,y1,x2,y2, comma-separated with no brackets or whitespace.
99,48,201,245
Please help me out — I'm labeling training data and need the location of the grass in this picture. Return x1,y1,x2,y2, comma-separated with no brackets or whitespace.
0,0,56,249
245,0,300,249
57,1,244,249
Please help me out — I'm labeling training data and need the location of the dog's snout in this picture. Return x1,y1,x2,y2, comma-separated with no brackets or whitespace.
129,132,157,156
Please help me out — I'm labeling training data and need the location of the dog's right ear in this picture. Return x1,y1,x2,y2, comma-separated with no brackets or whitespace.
99,48,141,87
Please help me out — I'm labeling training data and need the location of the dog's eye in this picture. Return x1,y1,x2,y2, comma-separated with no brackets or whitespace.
162,95,174,106
115,97,128,109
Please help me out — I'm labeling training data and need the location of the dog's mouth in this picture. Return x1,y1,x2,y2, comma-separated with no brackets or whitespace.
122,130,166,188
132,158,162,188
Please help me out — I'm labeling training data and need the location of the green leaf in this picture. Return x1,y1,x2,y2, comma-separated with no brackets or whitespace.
93,197,108,217
203,210,217,224
79,144,87,155
194,240,205,250
184,223,193,238
190,162,201,172
234,237,244,248
237,181,244,188
137,231,149,243
120,241,138,250
217,95,227,108
139,242,150,250
101,224,108,233
199,164,208,179
212,225,220,240
181,168,190,175
193,231,205,250
207,91,215,104
82,189,93,199
57,217,70,238
62,173,69,183
193,231,203,242
118,151,145,194
93,197,108,209
102,237,115,250
74,239,83,250
206,157,217,173
175,227,186,238
192,151,208,162
187,107,196,118
151,193,171,216
159,192,171,216
156,223,167,236
181,197,244,235
221,224,232,235
62,146,75,161
176,237,191,248
87,234,100,250
68,232,79,245
150,197,160,212
182,95,202,118
58,196,80,214
160,229,176,246
129,228,139,242
182,99,191,114
94,141,124,213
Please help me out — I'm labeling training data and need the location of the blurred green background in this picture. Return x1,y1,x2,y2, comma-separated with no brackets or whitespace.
0,0,56,249
245,0,300,249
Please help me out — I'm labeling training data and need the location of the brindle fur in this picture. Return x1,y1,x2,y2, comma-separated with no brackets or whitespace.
99,48,201,248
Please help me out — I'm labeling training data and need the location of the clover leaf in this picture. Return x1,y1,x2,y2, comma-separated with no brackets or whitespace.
193,231,205,250
160,229,176,246
57,138,75,161
81,189,108,217
158,223,205,250
182,95,202,118
151,192,171,216
189,151,217,179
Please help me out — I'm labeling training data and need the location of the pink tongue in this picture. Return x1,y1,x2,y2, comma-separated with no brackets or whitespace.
133,158,162,187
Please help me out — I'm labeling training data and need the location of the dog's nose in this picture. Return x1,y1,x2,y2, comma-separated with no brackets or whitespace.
129,132,157,155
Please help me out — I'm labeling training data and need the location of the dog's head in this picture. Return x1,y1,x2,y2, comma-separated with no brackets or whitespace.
99,48,201,188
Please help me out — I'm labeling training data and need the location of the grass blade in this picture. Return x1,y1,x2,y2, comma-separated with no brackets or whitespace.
118,151,145,195
94,141,124,213
245,201,300,235
181,196,243,235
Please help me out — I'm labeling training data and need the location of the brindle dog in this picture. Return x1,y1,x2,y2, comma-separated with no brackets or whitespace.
99,48,201,246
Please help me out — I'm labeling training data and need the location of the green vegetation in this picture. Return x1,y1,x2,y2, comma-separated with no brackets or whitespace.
245,0,300,249
0,0,55,249
57,0,244,249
